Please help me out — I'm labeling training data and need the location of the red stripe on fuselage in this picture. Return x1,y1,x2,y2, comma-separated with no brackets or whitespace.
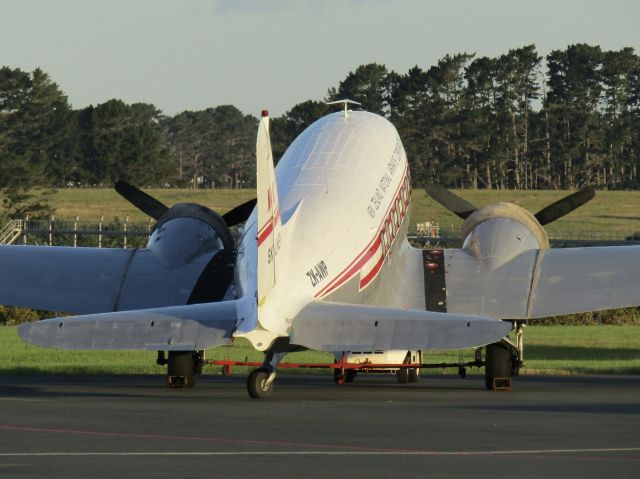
315,164,410,298
358,252,385,289
317,236,382,298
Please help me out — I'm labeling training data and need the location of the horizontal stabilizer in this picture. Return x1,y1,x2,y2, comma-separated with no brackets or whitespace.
290,301,511,351
18,301,238,351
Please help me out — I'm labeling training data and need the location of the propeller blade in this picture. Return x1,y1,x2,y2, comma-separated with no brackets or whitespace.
534,187,596,226
425,183,477,220
114,180,169,220
222,198,257,227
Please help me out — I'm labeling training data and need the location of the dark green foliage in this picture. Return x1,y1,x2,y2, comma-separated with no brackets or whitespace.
531,307,640,326
163,105,257,188
0,306,49,325
0,67,71,218
76,100,172,186
327,63,391,114
2,43,640,200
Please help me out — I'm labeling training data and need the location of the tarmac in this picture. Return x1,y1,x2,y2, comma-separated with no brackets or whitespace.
0,373,639,478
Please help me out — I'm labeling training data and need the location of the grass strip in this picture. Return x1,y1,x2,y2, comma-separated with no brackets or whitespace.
1,325,638,376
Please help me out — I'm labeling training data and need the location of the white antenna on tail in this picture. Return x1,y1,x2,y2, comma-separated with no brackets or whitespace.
326,99,361,118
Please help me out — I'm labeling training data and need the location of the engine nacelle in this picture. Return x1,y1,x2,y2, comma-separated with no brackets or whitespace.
461,202,549,270
147,203,234,269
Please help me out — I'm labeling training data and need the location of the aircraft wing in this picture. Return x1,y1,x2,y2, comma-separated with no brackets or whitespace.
444,245,640,319
289,301,512,351
0,245,215,314
17,301,238,351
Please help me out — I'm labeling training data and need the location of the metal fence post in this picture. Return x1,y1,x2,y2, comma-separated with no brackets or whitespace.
49,215,54,246
98,215,103,248
23,214,29,244
73,215,79,247
123,216,129,249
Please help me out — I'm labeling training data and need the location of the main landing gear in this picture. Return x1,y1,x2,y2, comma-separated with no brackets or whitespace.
247,350,285,399
158,351,204,388
396,351,421,384
484,322,524,391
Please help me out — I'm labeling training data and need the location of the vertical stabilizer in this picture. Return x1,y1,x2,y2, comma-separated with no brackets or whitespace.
256,111,282,307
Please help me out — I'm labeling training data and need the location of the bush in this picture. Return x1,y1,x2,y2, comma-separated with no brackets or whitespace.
529,307,640,326
0,306,54,325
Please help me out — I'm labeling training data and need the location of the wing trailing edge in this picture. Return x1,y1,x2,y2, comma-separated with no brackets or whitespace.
289,301,511,351
18,301,239,351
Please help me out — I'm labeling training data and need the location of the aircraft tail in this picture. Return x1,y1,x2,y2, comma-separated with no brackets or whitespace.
256,111,282,306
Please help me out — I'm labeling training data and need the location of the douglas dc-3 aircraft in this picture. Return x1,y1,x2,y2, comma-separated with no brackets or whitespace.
3,103,640,398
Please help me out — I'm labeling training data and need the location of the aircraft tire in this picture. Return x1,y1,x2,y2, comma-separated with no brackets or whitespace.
166,351,195,388
345,370,357,383
485,343,512,390
396,368,409,384
408,368,420,383
247,368,273,399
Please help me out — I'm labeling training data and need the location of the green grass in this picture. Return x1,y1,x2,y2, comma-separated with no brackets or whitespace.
2,325,638,376
410,189,640,237
518,325,640,375
7,188,256,222
7,188,640,238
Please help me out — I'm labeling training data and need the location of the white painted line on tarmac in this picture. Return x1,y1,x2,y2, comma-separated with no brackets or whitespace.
1,447,640,457
0,398,42,402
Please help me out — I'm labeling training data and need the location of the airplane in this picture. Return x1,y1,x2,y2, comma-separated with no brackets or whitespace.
3,102,639,399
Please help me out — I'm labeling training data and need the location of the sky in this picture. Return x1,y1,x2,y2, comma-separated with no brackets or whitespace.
1,0,639,117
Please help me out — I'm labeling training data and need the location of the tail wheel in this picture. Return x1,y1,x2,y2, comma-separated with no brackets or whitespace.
247,368,273,399
166,351,196,388
485,343,513,390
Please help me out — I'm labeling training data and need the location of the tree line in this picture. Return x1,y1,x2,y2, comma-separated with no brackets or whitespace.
322,44,640,191
1,43,639,216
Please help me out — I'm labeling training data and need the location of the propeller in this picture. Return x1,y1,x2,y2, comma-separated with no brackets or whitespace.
533,187,595,226
115,180,256,226
115,180,169,220
425,184,595,226
425,183,477,220
222,198,257,227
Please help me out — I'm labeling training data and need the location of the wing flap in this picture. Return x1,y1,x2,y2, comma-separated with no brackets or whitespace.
18,301,238,351
444,245,640,319
290,301,511,351
530,246,640,318
444,248,537,318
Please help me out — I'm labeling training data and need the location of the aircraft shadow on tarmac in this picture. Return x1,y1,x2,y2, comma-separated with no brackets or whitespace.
459,401,640,415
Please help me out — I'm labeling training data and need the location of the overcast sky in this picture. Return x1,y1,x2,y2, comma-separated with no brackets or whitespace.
2,0,638,117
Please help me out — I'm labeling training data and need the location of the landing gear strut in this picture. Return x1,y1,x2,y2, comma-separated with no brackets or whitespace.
247,350,285,399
